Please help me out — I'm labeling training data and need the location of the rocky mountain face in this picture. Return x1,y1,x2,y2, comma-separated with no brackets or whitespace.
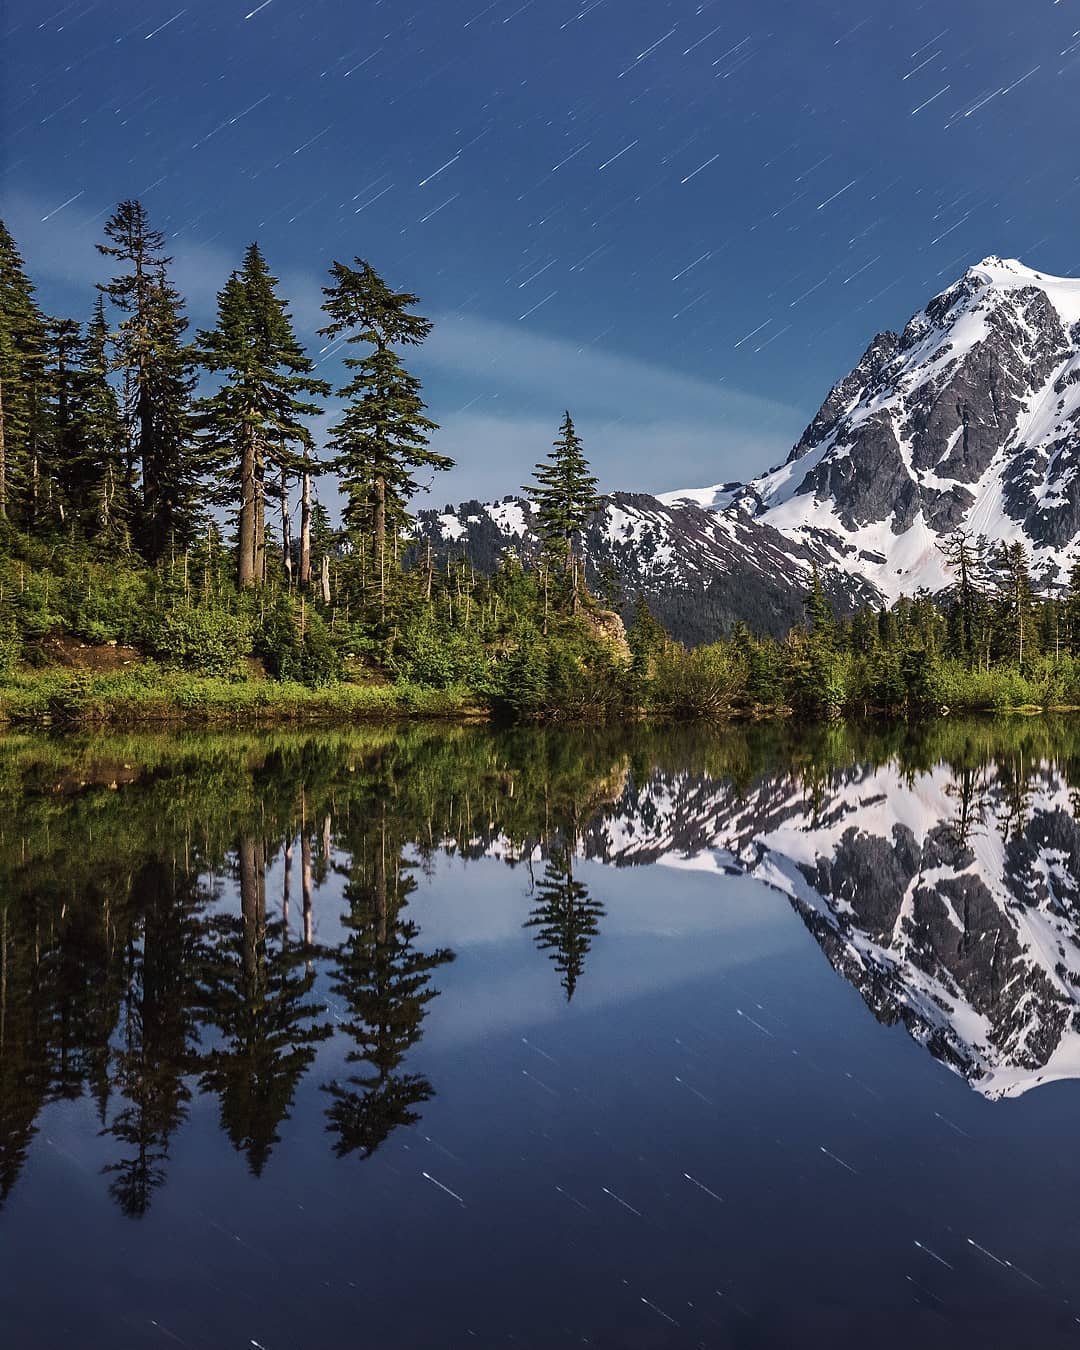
720,256,1080,602
577,754,1080,1100
411,491,877,642
416,257,1080,642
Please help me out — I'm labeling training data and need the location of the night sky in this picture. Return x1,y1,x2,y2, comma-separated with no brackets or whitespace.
4,0,1080,504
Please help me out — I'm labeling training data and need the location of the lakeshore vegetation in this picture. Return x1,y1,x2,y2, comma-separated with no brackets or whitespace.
3,202,1080,726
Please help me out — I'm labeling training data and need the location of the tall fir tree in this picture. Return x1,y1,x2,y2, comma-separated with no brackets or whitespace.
802,564,836,647
322,809,455,1158
939,530,991,667
319,259,452,615
100,857,206,1218
97,200,200,560
524,845,605,1001
0,220,48,525
198,835,331,1176
992,542,1037,667
77,297,129,542
196,244,329,588
40,316,85,528
524,412,601,614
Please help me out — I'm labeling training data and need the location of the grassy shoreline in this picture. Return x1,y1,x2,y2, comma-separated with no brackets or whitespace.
0,667,489,728
3,662,1080,730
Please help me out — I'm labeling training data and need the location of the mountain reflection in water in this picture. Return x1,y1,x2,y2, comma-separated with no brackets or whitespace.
2,717,1080,1223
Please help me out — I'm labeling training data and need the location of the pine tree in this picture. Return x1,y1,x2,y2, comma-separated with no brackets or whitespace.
1064,561,1080,656
199,835,331,1176
0,220,48,525
992,542,1037,667
848,606,879,655
100,857,206,1217
939,530,990,666
627,593,667,678
322,810,455,1158
802,564,835,646
41,316,84,527
319,259,452,616
307,498,336,603
524,845,605,1001
524,411,602,613
97,200,200,560
196,244,329,589
78,297,128,542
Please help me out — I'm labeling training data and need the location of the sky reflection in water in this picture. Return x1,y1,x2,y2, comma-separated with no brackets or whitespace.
2,719,1080,1348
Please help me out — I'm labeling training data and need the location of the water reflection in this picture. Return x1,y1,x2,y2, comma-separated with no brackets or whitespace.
324,805,454,1159
1,719,1080,1219
526,844,605,1001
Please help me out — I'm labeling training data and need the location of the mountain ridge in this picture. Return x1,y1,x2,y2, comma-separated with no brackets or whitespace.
579,753,1080,1100
416,256,1080,641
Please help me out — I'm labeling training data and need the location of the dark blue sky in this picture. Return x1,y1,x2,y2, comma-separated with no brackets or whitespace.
4,0,1080,502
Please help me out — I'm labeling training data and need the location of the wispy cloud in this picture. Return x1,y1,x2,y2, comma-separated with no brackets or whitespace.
420,311,793,426
424,408,788,502
416,314,799,498
1,188,324,327
3,188,801,502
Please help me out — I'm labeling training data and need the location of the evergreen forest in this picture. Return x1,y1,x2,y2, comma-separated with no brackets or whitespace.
4,202,1080,726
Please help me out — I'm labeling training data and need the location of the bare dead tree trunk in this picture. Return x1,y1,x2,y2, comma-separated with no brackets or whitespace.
0,379,6,521
301,831,313,972
238,430,257,588
238,836,266,988
374,473,386,617
280,463,292,584
300,450,312,587
320,553,331,605
254,446,267,585
282,838,293,933
375,812,388,945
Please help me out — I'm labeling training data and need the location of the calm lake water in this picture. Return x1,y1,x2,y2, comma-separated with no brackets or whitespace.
3,718,1080,1348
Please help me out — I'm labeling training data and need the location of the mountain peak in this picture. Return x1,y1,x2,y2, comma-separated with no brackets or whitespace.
961,256,1080,317
702,253,1080,603
970,254,1031,275
419,252,1080,647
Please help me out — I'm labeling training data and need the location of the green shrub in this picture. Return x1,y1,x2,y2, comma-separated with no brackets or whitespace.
650,642,747,718
0,624,21,678
143,607,252,677
390,615,489,689
486,624,632,720
258,603,342,687
65,568,148,645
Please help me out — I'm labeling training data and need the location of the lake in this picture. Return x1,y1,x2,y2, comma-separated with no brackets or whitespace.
3,718,1080,1348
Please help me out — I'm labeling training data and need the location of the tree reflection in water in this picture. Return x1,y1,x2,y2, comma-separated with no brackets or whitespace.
3,717,1080,1214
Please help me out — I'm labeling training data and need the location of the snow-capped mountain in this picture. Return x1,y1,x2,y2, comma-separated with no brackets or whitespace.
577,754,1080,1100
677,256,1080,604
418,257,1080,638
413,491,878,642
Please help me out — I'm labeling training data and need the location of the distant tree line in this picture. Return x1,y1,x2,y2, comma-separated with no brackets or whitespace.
623,544,1080,719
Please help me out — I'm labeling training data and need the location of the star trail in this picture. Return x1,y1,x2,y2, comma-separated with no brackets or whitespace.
4,0,1080,499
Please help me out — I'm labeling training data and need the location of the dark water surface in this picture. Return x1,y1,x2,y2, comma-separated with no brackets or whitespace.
3,718,1080,1349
